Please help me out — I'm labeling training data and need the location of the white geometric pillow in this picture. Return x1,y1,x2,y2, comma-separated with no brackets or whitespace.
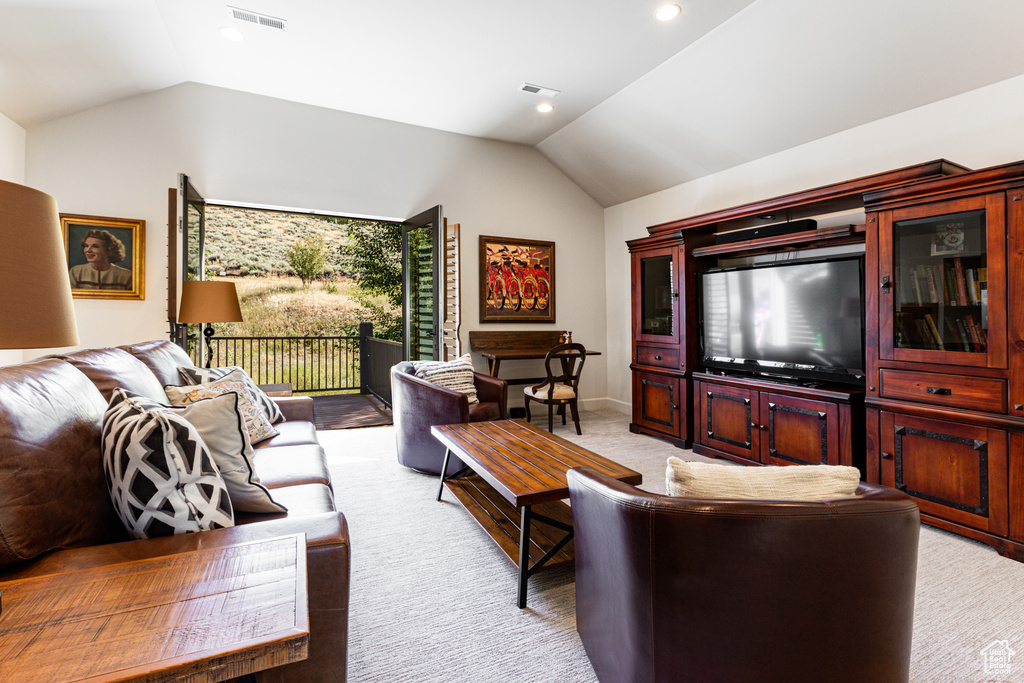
150,391,286,514
665,458,861,501
178,365,285,424
102,388,234,539
165,374,279,445
412,354,478,404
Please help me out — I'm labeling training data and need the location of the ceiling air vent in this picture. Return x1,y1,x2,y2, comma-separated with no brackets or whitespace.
228,6,287,31
519,83,561,98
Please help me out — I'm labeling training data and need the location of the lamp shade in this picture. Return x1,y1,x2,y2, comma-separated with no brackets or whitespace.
177,280,243,324
0,179,79,349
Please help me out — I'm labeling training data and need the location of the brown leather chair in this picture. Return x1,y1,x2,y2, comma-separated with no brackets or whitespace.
390,362,508,475
566,467,921,683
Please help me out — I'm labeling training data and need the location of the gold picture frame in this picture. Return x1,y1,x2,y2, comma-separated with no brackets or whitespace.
479,235,554,323
61,213,145,300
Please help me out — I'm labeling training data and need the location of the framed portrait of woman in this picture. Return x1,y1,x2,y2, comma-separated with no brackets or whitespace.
61,214,145,300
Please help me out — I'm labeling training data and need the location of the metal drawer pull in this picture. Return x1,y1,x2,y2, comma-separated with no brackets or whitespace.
926,387,952,395
654,355,662,360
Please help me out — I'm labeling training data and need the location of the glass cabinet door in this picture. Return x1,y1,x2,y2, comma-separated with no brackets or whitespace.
635,247,678,343
893,209,987,353
881,194,1006,368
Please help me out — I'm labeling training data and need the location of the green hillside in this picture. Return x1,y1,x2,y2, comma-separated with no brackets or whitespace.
204,205,350,276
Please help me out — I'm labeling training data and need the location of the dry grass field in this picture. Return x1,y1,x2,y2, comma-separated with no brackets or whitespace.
212,274,395,339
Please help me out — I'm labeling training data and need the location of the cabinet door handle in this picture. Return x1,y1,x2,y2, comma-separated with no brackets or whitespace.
881,451,892,460
926,386,952,395
759,424,767,431
654,355,662,360
671,404,678,410
880,275,891,293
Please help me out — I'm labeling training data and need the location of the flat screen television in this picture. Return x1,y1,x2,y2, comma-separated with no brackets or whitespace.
700,256,865,386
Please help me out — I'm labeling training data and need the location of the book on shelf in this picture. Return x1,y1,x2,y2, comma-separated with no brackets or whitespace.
924,313,944,351
953,257,968,305
955,318,972,351
966,268,978,305
924,266,939,303
913,318,936,349
945,267,957,303
979,279,988,327
944,317,967,351
910,267,924,304
964,314,984,350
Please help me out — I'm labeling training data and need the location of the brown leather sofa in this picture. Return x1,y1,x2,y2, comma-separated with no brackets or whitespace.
566,467,921,683
0,339,349,682
390,361,507,475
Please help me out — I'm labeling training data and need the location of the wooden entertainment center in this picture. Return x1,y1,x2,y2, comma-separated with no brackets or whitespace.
628,159,1024,561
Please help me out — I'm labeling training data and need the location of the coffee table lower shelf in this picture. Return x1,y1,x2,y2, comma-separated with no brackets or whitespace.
443,474,575,570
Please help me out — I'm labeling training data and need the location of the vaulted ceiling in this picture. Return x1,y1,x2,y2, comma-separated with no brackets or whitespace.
3,0,1024,207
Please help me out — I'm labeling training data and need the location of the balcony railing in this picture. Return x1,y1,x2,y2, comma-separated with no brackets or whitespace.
187,322,397,396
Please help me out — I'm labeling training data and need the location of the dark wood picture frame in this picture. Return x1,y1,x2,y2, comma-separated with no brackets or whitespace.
479,235,555,323
61,213,145,300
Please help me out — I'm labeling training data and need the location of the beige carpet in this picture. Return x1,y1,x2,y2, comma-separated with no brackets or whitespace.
318,410,1024,683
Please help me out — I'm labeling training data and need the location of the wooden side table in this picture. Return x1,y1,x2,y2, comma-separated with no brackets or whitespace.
0,534,308,682
259,383,294,397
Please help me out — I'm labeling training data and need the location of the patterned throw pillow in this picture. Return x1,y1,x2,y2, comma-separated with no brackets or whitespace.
102,388,234,539
138,390,285,513
178,366,285,424
665,458,861,501
165,375,279,445
411,354,478,404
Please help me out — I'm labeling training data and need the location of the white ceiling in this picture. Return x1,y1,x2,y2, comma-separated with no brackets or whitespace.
2,0,1024,207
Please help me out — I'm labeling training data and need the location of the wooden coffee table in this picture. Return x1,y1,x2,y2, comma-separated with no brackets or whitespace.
0,534,309,682
431,419,642,608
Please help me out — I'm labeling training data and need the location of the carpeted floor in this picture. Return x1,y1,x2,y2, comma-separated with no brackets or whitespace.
318,410,1024,683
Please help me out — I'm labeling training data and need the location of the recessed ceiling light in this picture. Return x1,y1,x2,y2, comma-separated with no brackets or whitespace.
655,4,682,21
219,26,245,41
536,103,554,114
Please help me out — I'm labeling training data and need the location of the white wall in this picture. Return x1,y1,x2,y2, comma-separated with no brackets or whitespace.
0,112,27,365
604,73,1024,411
24,83,609,403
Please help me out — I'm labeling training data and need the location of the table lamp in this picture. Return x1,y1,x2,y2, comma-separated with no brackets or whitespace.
0,179,79,350
177,280,243,367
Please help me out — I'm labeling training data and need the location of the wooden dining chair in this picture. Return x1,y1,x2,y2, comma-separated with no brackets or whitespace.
524,343,587,434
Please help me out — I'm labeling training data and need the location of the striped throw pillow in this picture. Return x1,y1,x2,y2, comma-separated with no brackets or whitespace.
412,354,478,404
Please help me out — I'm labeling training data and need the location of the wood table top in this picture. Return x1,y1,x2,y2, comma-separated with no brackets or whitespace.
431,419,642,508
0,534,309,683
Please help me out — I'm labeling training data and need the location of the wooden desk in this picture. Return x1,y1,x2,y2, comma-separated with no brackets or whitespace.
469,330,601,383
432,420,641,608
0,534,309,683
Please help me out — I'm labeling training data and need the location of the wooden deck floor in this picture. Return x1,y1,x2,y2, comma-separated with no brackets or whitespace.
310,393,392,430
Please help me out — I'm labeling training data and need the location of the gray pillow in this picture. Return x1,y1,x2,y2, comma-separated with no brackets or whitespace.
411,354,478,404
158,391,285,513
178,365,285,424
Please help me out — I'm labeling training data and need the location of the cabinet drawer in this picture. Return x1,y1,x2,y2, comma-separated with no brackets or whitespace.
880,369,1006,413
636,346,680,369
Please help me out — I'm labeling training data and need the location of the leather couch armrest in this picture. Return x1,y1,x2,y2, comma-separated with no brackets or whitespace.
274,395,314,422
473,372,508,417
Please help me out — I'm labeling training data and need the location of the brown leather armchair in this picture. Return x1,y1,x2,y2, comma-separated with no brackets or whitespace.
566,467,921,683
390,362,507,475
